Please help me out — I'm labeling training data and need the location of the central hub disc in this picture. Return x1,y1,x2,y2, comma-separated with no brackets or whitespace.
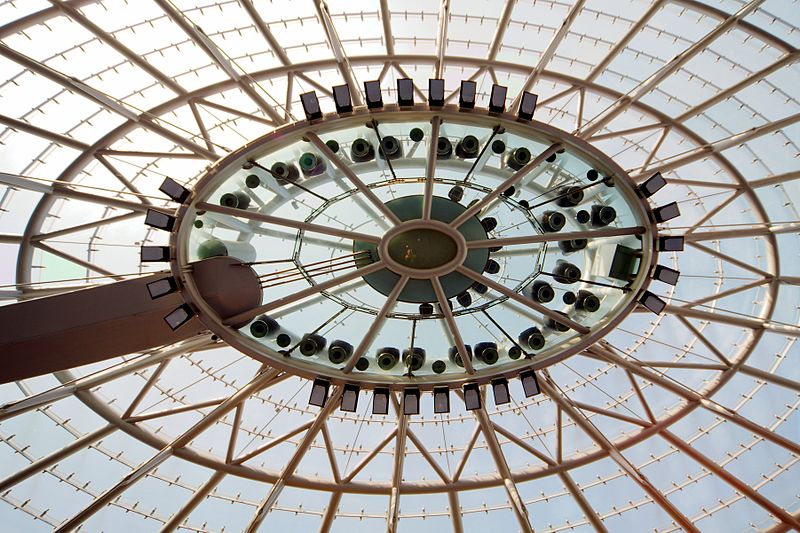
387,228,458,269
354,195,489,303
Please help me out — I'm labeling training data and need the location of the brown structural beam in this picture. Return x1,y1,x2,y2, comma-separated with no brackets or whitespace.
0,273,205,383
0,257,261,383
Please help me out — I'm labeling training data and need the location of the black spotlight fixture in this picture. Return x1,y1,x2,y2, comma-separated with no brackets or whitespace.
433,386,450,414
653,265,680,286
300,91,322,120
456,291,472,307
639,290,667,315
364,80,383,109
299,334,326,356
481,217,498,232
637,171,667,198
403,387,421,415
333,84,353,114
219,190,251,209
658,236,684,252
520,370,541,397
653,202,681,223
448,185,465,202
145,209,176,232
250,315,280,338
373,387,390,415
328,340,354,364
474,342,499,365
419,302,434,315
517,91,538,121
397,78,415,106
491,378,511,405
463,383,481,410
146,277,177,299
309,378,330,407
159,177,191,203
484,259,501,274
164,303,195,331
141,245,171,262
340,384,360,413
459,80,477,109
429,78,445,107
488,84,507,113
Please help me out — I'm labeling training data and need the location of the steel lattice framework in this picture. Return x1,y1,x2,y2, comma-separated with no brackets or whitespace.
0,1,799,532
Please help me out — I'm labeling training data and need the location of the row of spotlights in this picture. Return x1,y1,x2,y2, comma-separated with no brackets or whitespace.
300,79,539,122
309,371,541,414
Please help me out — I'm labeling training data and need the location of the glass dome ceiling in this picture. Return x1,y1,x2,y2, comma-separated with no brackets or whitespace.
0,1,799,532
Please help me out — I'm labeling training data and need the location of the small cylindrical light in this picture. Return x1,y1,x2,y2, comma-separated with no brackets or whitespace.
436,136,453,159
333,84,353,114
141,246,170,262
164,304,195,331
531,280,555,303
658,236,684,252
250,315,280,338
145,209,176,231
481,217,498,232
547,311,571,332
397,78,414,106
507,147,531,170
309,378,330,407
517,91,538,121
433,386,450,414
328,340,354,364
575,290,601,312
463,383,481,410
379,136,403,160
364,80,383,109
271,162,300,182
484,259,500,275
299,334,327,356
541,211,566,233
373,387,390,415
518,326,545,351
653,202,680,223
459,80,477,109
556,186,584,208
520,370,541,397
219,191,251,210
147,277,177,299
591,205,617,227
456,135,480,159
488,84,507,113
299,152,327,176
558,239,587,254
300,91,322,120
637,171,667,198
432,360,446,373
553,260,581,284
419,302,434,316
456,291,472,308
448,344,472,368
377,347,400,370
428,78,445,106
351,138,376,162
474,342,499,365
340,384,360,412
403,388,421,415
653,265,680,286
403,347,426,371
491,378,510,405
639,290,667,314
448,185,465,202
159,177,191,203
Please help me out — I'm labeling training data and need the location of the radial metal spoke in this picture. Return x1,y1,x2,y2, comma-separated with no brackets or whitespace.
660,430,800,529
433,0,450,78
313,0,364,107
422,116,441,220
510,0,586,109
388,398,409,533
306,131,402,225
343,275,409,373
0,424,116,493
539,374,700,533
342,428,397,482
159,471,226,533
593,344,800,455
431,277,475,374
318,491,343,533
455,266,589,334
54,367,282,532
664,304,800,337
682,221,800,242
245,386,343,533
577,0,766,139
0,336,214,423
449,143,562,228
466,226,645,249
224,260,386,326
471,398,534,533
0,112,90,151
196,202,381,244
